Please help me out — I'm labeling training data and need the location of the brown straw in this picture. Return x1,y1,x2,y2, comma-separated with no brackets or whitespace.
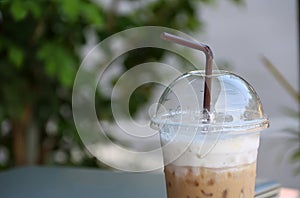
160,32,214,112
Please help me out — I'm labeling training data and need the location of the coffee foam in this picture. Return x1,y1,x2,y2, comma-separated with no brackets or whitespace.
161,132,260,168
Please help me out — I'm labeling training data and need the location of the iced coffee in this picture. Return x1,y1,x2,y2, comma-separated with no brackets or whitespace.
152,33,269,198
151,70,269,198
161,130,260,198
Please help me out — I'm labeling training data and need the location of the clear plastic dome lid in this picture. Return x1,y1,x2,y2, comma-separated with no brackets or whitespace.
151,70,269,133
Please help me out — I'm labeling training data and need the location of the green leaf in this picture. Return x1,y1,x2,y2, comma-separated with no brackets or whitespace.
58,54,76,87
26,1,42,19
197,0,216,5
291,150,300,161
59,0,81,22
45,61,57,76
81,3,104,27
229,0,245,5
8,46,24,68
37,43,55,75
10,1,28,21
37,42,76,87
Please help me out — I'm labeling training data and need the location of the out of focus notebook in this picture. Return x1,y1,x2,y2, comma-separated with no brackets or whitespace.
255,178,281,198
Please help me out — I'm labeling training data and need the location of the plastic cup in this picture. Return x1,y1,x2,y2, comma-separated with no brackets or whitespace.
151,70,269,198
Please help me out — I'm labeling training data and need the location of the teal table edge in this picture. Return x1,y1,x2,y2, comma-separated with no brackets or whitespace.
0,166,167,198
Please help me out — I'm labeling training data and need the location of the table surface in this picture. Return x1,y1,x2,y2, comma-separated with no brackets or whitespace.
0,166,298,198
0,166,166,198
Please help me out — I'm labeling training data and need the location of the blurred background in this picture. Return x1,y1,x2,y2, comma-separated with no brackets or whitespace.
0,0,299,189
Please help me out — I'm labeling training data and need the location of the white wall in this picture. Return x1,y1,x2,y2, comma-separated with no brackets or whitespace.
200,0,299,189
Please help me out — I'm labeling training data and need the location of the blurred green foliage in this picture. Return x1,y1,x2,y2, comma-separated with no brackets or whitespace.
0,0,242,169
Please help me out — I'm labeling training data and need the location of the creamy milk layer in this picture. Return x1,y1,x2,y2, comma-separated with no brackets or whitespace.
161,132,260,168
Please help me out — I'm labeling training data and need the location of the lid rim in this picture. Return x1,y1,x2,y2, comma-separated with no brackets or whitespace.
151,116,269,133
